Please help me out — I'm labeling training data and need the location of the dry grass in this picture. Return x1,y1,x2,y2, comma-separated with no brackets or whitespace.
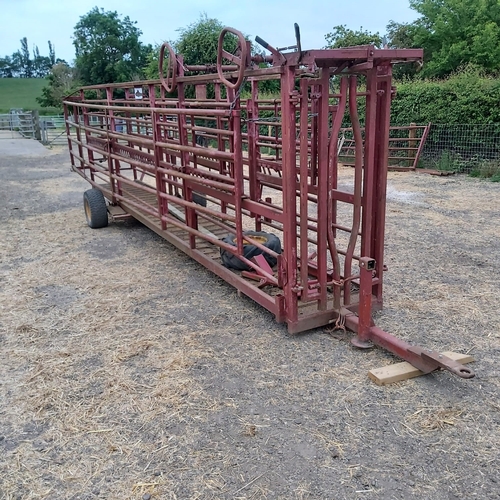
405,407,465,433
1,153,500,498
0,209,220,499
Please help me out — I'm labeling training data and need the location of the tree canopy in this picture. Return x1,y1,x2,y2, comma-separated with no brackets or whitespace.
176,15,238,66
144,14,240,80
407,0,500,78
322,0,500,79
0,38,59,78
324,25,382,49
73,7,152,85
36,63,78,108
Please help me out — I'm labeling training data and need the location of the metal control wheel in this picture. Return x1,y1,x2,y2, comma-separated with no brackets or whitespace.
217,27,248,91
159,42,178,93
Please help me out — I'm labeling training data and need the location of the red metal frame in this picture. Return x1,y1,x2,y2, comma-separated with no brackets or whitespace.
338,122,431,170
63,29,474,380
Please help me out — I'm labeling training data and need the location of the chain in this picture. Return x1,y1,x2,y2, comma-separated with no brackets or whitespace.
228,77,248,113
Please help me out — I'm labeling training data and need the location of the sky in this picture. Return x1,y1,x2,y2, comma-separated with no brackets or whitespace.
0,0,420,64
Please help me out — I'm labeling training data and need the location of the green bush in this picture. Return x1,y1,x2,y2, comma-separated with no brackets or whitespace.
391,66,500,125
470,159,500,181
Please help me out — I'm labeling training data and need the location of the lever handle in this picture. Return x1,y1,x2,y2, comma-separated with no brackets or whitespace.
255,36,269,50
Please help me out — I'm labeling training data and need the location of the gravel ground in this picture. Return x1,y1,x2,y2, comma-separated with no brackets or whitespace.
0,144,499,500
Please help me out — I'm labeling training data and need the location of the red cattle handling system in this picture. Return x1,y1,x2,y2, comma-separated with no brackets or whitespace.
63,25,474,380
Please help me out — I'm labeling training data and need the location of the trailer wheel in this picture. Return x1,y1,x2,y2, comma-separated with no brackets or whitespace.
83,189,108,229
192,192,207,207
220,231,281,271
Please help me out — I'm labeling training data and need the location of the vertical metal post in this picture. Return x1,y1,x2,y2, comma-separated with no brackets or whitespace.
408,122,417,169
75,90,85,171
372,64,393,304
352,256,375,347
215,83,227,215
32,110,41,141
247,80,259,217
316,69,330,310
228,87,244,256
310,84,319,185
299,79,311,302
280,65,299,326
149,83,168,229
361,68,378,259
63,103,74,169
327,76,348,311
105,87,117,203
344,76,363,306
177,59,196,249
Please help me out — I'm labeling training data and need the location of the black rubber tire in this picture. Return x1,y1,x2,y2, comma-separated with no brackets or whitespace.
83,189,108,229
220,231,282,271
192,192,207,207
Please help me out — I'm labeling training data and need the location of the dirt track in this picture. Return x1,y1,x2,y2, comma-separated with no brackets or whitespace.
1,143,499,499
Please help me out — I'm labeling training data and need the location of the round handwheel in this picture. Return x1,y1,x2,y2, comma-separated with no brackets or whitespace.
217,27,248,91
159,42,177,93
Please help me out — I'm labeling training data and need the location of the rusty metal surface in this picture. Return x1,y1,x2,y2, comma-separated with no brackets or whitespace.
62,26,474,380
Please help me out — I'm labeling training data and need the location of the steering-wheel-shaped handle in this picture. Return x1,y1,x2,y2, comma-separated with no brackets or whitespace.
217,27,248,91
159,42,177,93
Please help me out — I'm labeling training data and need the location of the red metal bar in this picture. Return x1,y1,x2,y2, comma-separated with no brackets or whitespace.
327,76,348,310
413,122,431,170
299,78,311,301
281,65,299,327
372,64,393,303
344,76,363,306
316,69,330,310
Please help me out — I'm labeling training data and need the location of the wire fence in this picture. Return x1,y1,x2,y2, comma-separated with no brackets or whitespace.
418,123,500,177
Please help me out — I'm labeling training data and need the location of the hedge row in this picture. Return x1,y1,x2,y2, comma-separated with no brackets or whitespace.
391,68,500,125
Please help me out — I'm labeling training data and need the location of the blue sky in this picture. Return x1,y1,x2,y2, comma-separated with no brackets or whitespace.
0,0,420,64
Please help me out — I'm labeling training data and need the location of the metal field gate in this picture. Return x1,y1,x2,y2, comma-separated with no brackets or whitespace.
0,110,36,139
63,26,475,380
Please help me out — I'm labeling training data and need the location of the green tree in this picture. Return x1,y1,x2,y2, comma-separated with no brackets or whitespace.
0,38,57,78
386,21,419,50
48,41,56,66
407,0,500,78
19,37,33,78
73,7,152,85
32,45,52,78
0,56,14,78
144,14,240,80
37,63,79,108
385,21,422,79
324,25,382,48
176,14,238,65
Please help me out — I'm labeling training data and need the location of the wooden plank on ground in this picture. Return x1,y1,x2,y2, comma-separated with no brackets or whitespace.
368,351,475,386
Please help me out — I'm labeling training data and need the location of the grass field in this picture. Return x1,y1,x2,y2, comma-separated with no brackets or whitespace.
0,78,60,114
